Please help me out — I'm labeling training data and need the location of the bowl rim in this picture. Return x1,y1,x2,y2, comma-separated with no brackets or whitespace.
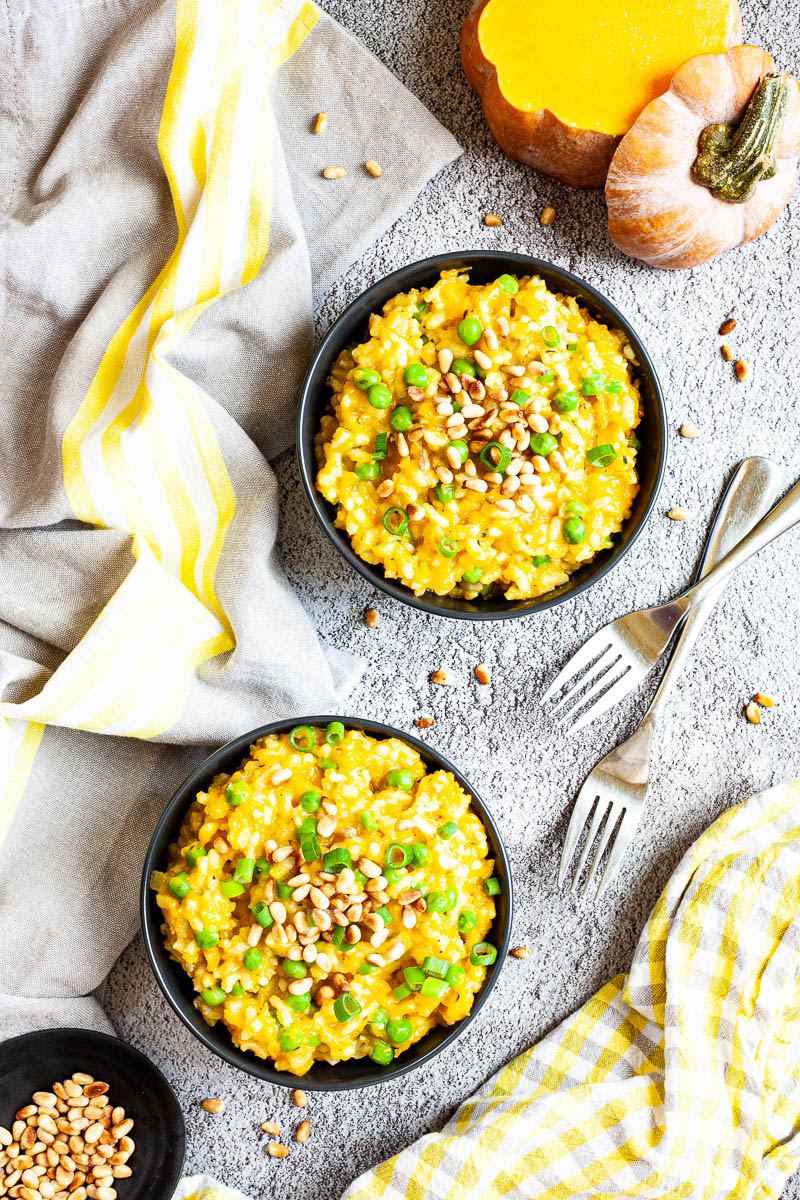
140,714,514,1091
296,248,667,621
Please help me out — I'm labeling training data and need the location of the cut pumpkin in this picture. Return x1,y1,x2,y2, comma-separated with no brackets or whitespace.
461,0,742,187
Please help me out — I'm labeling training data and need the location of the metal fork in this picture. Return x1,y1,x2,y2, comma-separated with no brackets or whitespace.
558,457,782,899
541,466,800,733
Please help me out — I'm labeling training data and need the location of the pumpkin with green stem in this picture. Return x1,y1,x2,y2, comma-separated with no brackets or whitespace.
606,46,800,268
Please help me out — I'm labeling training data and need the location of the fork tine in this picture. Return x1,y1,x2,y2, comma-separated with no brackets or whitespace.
558,783,601,887
548,645,621,719
556,667,636,734
540,630,616,708
592,807,643,901
582,804,624,897
567,796,610,892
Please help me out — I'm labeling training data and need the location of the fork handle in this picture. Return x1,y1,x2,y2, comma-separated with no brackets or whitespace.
679,472,800,613
646,458,782,723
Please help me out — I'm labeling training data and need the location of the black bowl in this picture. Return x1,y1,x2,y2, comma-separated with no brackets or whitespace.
297,250,667,619
0,1028,185,1198
140,716,512,1091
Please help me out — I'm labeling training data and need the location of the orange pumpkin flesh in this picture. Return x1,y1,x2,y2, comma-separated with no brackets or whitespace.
461,0,742,188
606,46,800,268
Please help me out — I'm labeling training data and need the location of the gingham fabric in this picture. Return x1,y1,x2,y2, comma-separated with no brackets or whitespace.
340,779,800,1200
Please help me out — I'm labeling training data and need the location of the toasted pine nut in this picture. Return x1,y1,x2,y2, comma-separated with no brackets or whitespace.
365,159,383,178
262,1121,281,1135
680,423,701,439
667,507,693,521
474,349,492,370
292,1089,308,1108
474,663,491,685
754,692,776,707
313,111,328,134
201,1099,225,1114
719,316,736,335
268,1141,290,1157
414,716,435,728
296,1119,311,1143
745,701,761,725
484,213,502,227
322,166,346,180
734,359,749,381
438,348,454,374
540,205,556,226
511,946,530,959
720,344,734,361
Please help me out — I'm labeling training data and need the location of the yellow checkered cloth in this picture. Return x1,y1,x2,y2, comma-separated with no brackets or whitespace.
342,780,800,1200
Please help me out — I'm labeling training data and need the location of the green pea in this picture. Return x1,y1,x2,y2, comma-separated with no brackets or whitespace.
243,948,263,971
386,768,414,791
426,891,447,913
286,993,311,1013
404,363,429,387
390,406,414,432
531,554,550,568
497,274,519,294
530,432,558,457
451,357,476,378
194,928,218,949
563,517,587,544
410,842,428,866
278,1029,301,1052
225,780,248,807
457,908,477,932
434,483,455,504
463,567,483,585
552,390,579,413
448,439,469,465
370,1007,389,1032
168,873,190,899
366,383,392,409
229,982,245,996
446,963,466,987
457,317,483,346
300,789,321,813
354,367,381,390
283,959,308,980
185,844,207,868
370,1041,394,1065
306,1033,321,1047
384,866,407,885
581,373,605,396
355,461,381,481
443,886,458,911
564,498,587,518
201,987,226,1006
386,1017,413,1045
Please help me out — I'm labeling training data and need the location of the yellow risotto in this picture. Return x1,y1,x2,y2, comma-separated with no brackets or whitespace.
316,269,642,600
153,724,499,1076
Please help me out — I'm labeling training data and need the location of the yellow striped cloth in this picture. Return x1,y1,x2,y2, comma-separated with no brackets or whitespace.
339,780,800,1200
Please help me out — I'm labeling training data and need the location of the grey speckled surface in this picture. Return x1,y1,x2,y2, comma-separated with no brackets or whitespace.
101,1,800,1195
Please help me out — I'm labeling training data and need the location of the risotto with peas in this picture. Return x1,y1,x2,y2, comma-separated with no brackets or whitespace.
152,724,499,1076
315,268,642,601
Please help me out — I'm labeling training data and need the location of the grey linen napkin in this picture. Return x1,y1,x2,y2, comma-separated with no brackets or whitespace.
0,0,460,1035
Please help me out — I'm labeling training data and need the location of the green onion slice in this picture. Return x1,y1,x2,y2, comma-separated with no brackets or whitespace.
385,842,412,869
373,432,389,460
439,537,459,559
541,325,560,347
326,720,345,746
333,993,362,1022
470,941,498,966
289,725,315,752
323,846,352,872
479,442,512,474
382,507,409,537
586,444,617,467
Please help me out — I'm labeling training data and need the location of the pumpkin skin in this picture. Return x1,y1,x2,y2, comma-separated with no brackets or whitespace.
606,46,800,268
460,0,742,189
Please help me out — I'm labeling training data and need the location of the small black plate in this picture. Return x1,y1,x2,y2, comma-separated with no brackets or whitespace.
0,1028,185,1198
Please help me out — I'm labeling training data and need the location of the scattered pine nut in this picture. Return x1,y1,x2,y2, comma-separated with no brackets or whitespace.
484,213,503,227
754,692,776,707
430,668,452,685
734,359,749,381
296,1120,311,1143
510,946,530,959
365,159,383,178
667,507,693,521
474,663,491,685
679,423,701,439
268,1142,290,1157
720,344,734,362
262,1121,281,1136
364,607,380,628
539,205,556,227
719,316,737,335
322,166,346,180
745,701,761,725
313,112,328,135
201,1098,225,1114
415,716,435,728
292,1089,308,1109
